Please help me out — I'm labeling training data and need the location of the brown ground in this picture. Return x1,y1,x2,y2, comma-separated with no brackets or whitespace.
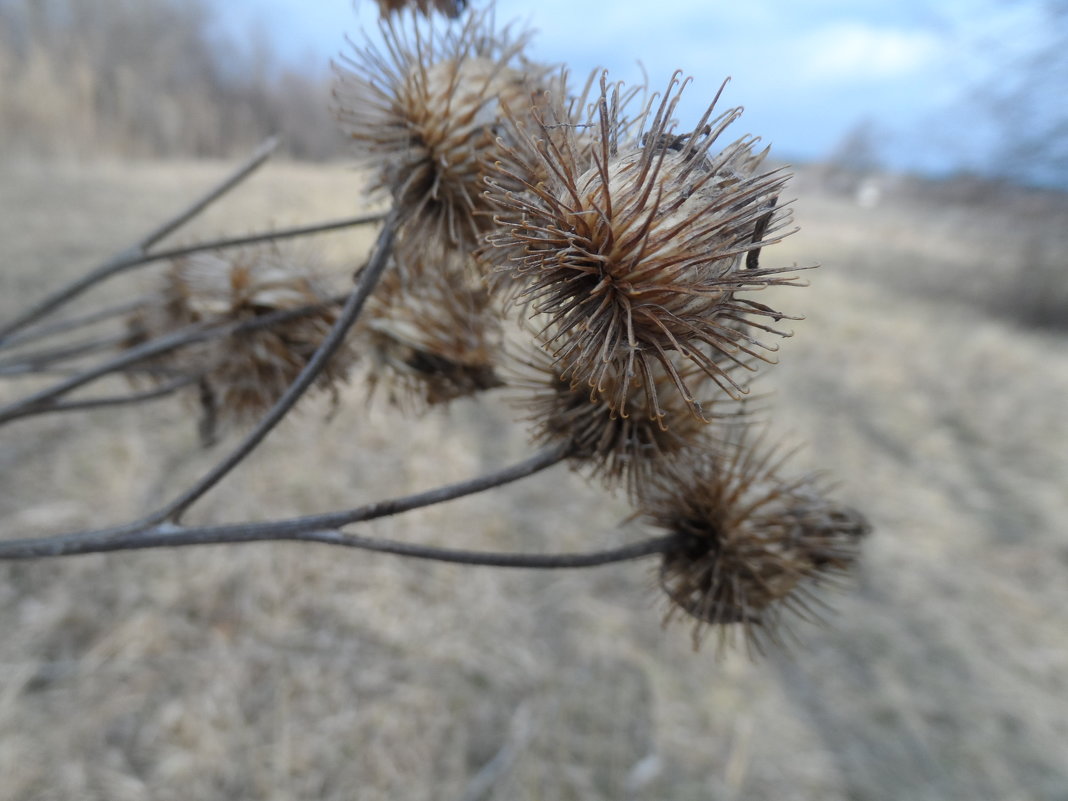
1,159,1066,801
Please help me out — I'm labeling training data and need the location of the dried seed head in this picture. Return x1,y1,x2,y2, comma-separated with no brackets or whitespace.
509,341,747,496
128,247,354,437
488,69,643,200
373,0,467,19
478,69,641,293
361,239,503,409
334,8,549,250
641,435,869,653
486,72,801,418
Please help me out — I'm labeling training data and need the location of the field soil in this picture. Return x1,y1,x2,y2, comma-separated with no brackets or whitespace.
1,159,1066,801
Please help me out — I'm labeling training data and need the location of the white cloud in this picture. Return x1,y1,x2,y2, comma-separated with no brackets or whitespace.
796,22,942,83
215,0,1038,176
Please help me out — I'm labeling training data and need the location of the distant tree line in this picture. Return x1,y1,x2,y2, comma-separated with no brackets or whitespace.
0,0,346,159
979,0,1068,189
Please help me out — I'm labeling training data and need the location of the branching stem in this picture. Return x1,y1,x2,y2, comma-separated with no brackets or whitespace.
0,443,651,569
18,375,200,417
144,210,400,525
0,137,281,345
0,299,344,425
0,295,158,350
0,332,132,374
0,212,386,357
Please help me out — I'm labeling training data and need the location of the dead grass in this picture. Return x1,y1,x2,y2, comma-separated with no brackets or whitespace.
1,159,1066,800
790,168,1068,333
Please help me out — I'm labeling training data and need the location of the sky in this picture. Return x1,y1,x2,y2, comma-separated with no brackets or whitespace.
211,0,1057,182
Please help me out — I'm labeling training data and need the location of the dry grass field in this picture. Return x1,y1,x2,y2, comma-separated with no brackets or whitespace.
1,158,1066,800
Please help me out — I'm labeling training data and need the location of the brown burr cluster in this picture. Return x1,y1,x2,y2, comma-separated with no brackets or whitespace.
327,5,868,650
334,7,550,251
360,240,503,410
485,73,800,419
646,436,869,651
127,247,354,440
0,0,875,659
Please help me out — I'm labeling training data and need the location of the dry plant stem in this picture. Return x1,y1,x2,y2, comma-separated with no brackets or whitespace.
0,213,386,355
0,137,280,346
0,442,624,565
0,332,132,375
0,321,211,423
0,299,344,424
125,212,388,265
147,211,400,527
0,295,157,350
1,529,673,567
24,376,200,416
0,214,385,356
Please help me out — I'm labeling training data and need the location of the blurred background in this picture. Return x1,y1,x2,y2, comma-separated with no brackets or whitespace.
1,2,1067,800
2,0,1066,189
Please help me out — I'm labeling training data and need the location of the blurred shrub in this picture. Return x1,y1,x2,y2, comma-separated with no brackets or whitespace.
0,0,346,160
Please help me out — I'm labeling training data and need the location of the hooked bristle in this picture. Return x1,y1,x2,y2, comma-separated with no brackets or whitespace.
334,8,551,250
485,72,801,420
126,246,354,439
640,432,869,654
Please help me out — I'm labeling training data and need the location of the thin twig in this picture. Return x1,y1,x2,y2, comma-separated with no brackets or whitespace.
0,295,157,349
0,443,591,561
0,332,132,374
0,298,345,424
15,375,199,417
115,212,387,270
145,211,399,526
0,322,210,422
0,526,673,567
139,138,282,249
0,366,90,378
0,137,280,345
4,365,192,380
0,212,385,355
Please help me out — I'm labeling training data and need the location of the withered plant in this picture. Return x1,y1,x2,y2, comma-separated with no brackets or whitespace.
0,0,869,654
126,245,356,443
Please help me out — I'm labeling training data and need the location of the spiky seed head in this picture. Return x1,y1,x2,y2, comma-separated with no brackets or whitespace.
641,434,869,653
486,72,802,419
128,247,354,434
509,342,747,496
486,69,643,198
477,69,641,294
361,238,503,409
334,9,549,250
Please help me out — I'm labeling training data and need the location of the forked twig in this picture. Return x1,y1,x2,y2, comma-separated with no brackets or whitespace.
114,212,388,269
0,442,658,567
1,205,388,356
0,332,132,374
0,295,158,350
0,183,649,572
0,137,280,345
0,298,346,424
142,210,400,526
15,375,200,416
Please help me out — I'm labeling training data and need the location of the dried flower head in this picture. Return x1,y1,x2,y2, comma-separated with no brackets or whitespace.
510,341,747,495
642,434,869,652
476,69,641,295
334,8,549,250
487,69,643,201
373,0,467,19
128,247,354,438
361,239,503,409
486,72,802,419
